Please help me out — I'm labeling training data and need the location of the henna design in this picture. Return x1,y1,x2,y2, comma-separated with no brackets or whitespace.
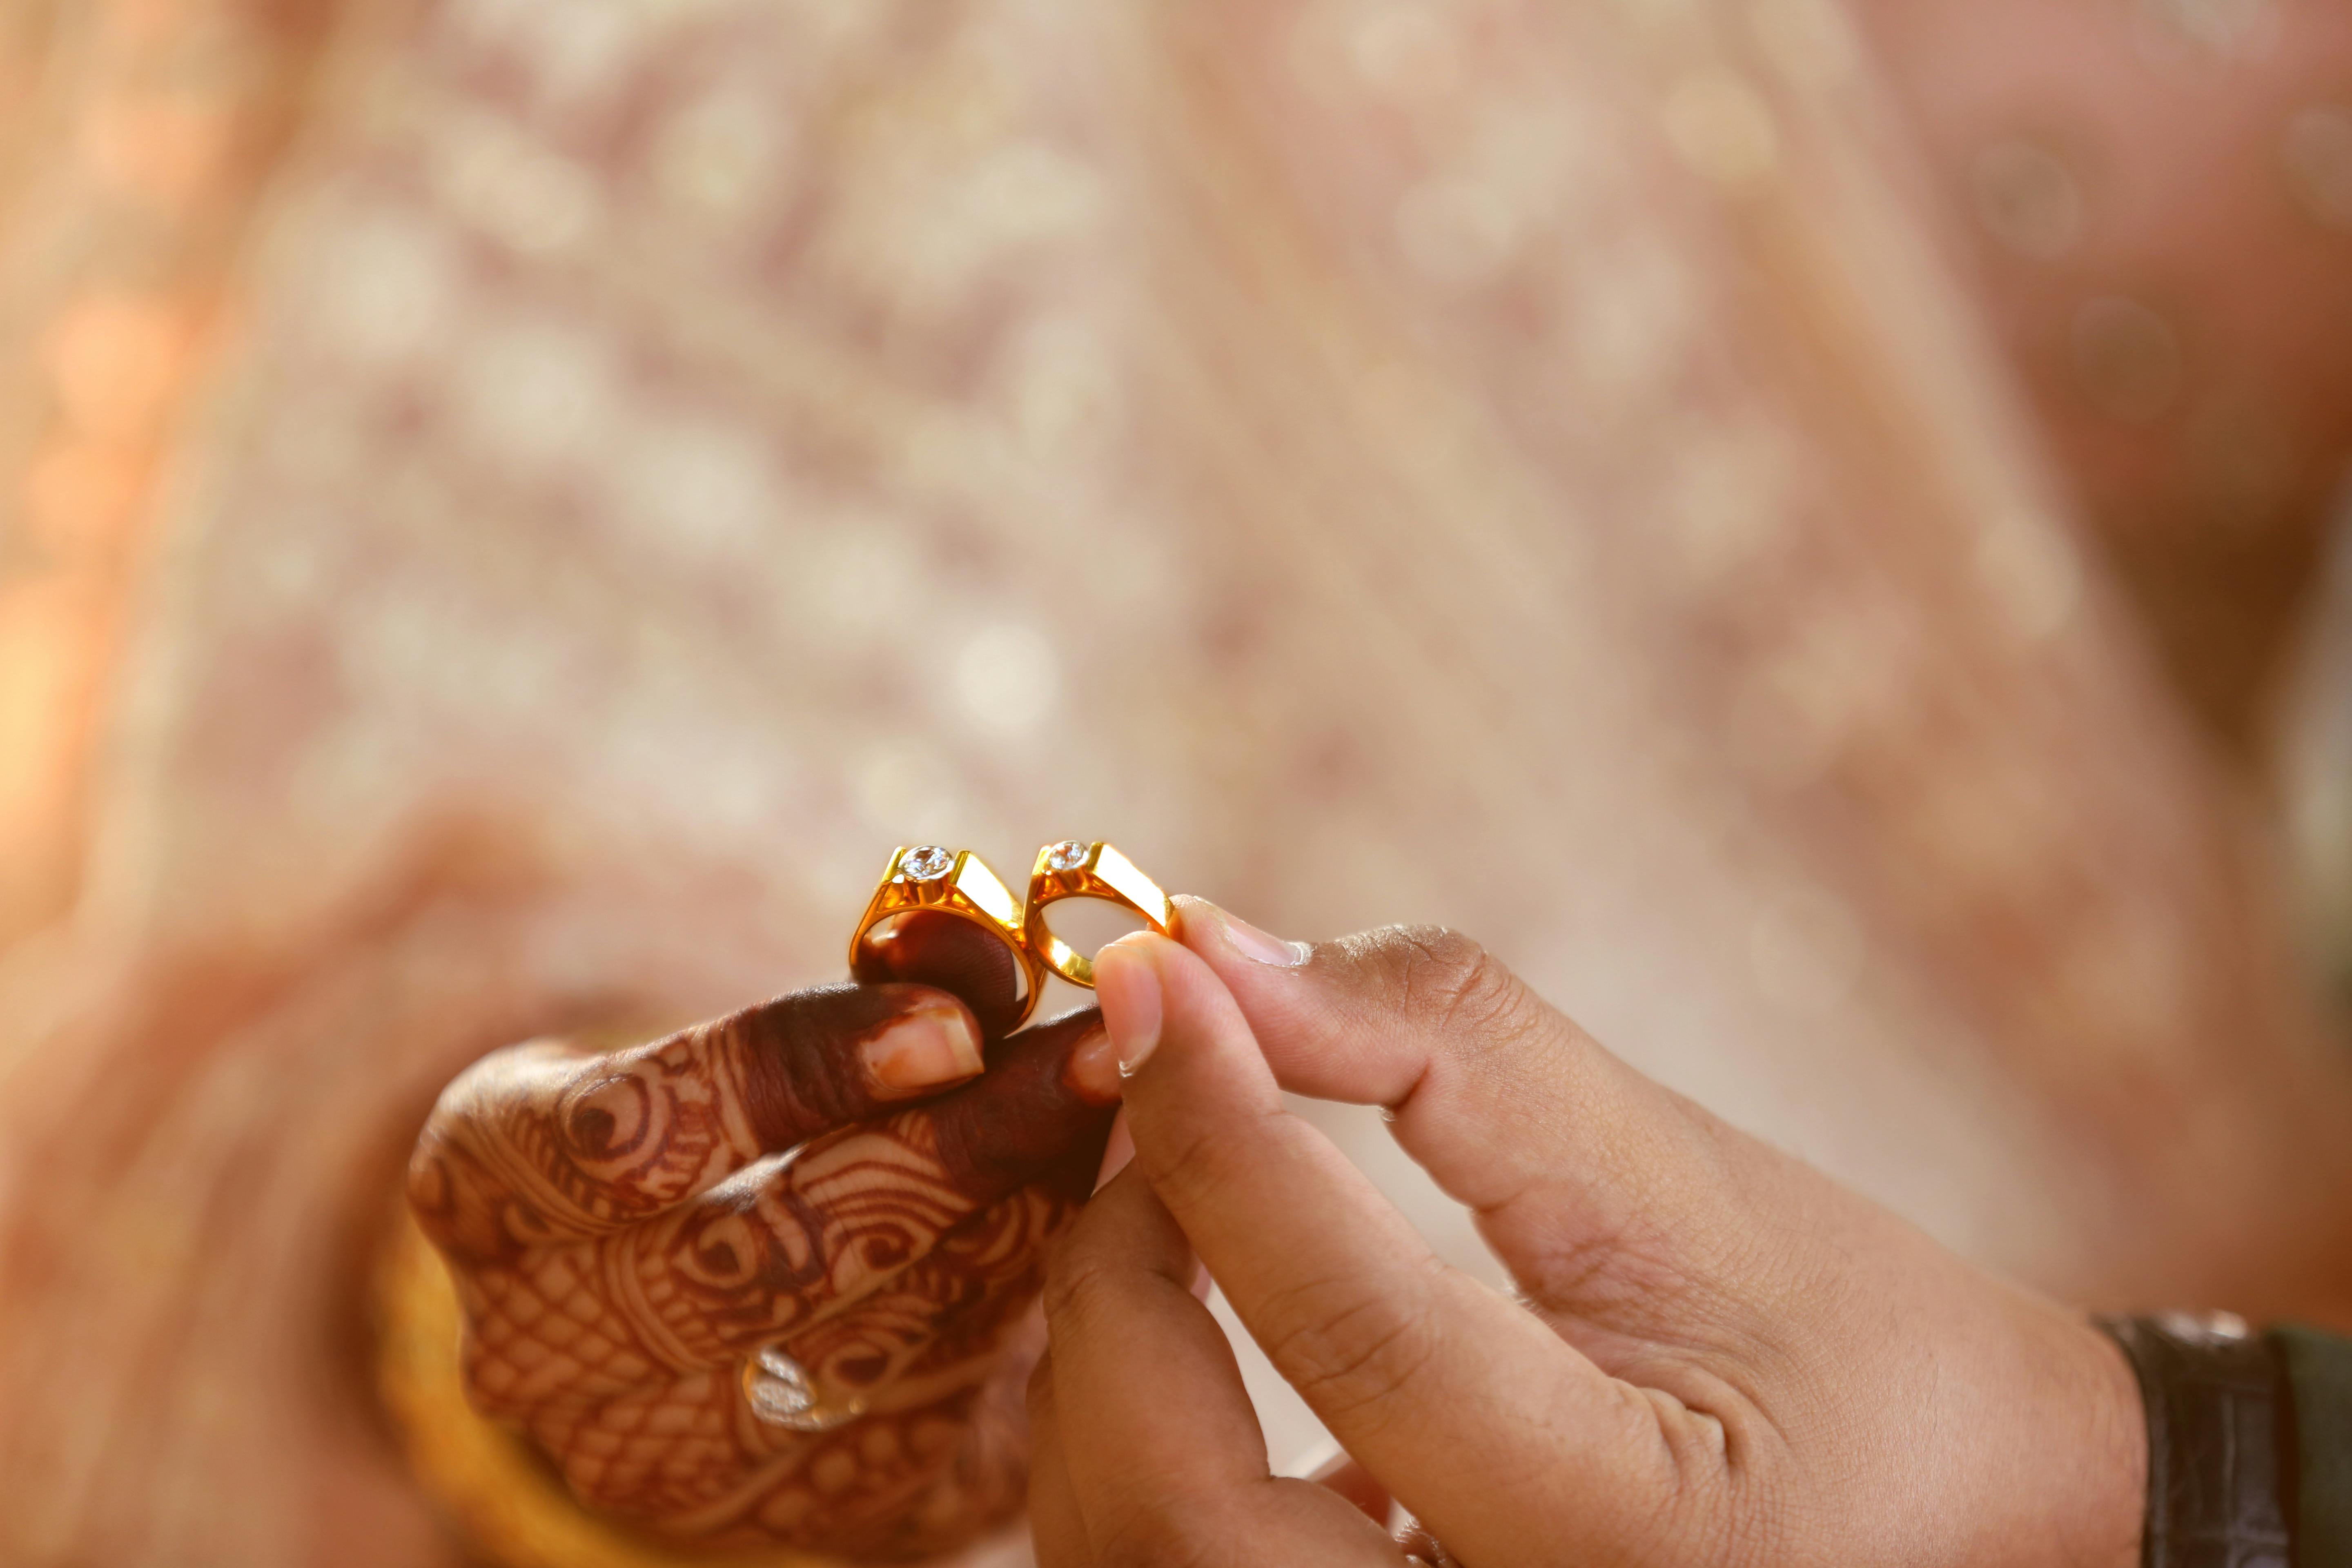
502,1188,1075,1547
410,924,1117,1558
408,984,966,1265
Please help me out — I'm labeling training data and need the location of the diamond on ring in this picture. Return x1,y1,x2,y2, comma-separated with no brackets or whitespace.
900,845,955,882
852,846,1044,1029
744,1345,816,1423
742,1345,868,1432
1023,840,1173,988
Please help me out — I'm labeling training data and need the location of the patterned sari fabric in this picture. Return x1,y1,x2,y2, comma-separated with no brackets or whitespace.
2,0,2352,1561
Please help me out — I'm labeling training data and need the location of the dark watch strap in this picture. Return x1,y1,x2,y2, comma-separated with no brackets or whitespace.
2099,1312,2293,1568
2271,1324,2352,1568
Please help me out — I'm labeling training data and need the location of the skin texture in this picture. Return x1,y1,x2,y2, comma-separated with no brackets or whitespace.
408,915,1119,1558
1031,899,2147,1568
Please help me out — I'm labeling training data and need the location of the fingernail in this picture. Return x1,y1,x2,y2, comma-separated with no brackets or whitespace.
1066,1023,1124,1104
861,1004,985,1096
1197,901,1310,967
1092,939,1164,1077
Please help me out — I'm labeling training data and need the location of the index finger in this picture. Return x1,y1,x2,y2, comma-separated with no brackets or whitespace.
411,973,990,1263
1094,934,1688,1562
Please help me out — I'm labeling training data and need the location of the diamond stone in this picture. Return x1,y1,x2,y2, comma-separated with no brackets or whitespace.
742,1346,867,1432
901,845,955,882
744,1347,816,1424
1045,840,1090,872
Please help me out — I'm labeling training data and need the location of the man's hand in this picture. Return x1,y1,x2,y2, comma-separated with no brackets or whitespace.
1028,900,2145,1567
408,915,1122,1558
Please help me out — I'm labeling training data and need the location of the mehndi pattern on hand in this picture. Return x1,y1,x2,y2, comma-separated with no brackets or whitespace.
407,915,1117,1557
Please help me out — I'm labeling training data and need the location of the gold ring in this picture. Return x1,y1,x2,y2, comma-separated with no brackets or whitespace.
1023,840,1174,987
849,846,1045,1030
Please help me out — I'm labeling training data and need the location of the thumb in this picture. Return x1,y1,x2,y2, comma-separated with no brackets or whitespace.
1092,931,1717,1565
1171,900,1802,1326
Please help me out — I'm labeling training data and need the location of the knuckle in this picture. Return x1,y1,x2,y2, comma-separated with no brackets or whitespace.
1040,1243,1131,1330
1514,1205,1714,1323
418,1043,746,1268
409,1047,566,1260
413,1051,513,1163
1133,1116,1242,1215
548,1060,704,1215
1262,1272,1440,1423
403,1138,455,1223
1351,925,1544,1045
403,1140,508,1266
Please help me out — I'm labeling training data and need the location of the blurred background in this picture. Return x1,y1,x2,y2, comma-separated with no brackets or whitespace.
6,0,2352,1561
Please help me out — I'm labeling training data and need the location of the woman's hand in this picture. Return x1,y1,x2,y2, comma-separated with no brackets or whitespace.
407,915,1121,1559
1029,901,2146,1567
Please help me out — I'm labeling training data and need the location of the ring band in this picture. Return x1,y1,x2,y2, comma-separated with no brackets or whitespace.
849,846,1044,1030
1023,840,1174,987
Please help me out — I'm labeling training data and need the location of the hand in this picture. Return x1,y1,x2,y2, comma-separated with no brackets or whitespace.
1028,902,2145,1567
407,915,1122,1558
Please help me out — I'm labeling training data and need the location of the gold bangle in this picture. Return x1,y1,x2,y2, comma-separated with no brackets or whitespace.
1022,840,1174,987
372,1209,842,1568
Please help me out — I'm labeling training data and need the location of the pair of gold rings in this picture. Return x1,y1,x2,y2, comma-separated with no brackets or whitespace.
848,840,1172,1029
